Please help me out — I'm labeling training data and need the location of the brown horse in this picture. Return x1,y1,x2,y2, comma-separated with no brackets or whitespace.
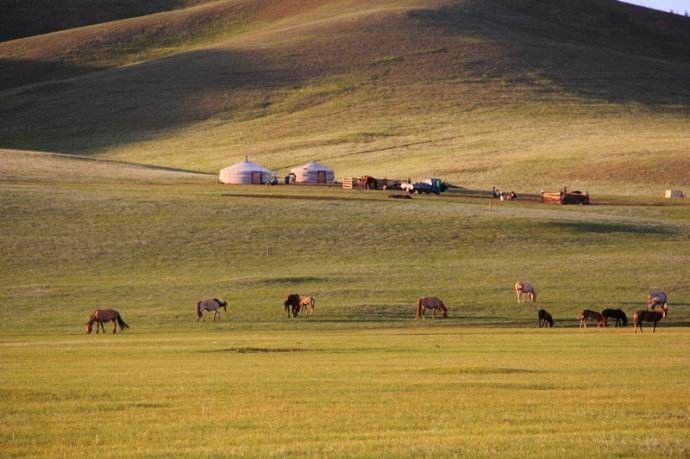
633,305,668,333
283,294,302,318
601,308,628,327
415,296,448,319
85,309,129,334
514,281,537,303
196,298,227,321
646,291,668,310
578,309,607,328
299,296,316,317
538,309,554,328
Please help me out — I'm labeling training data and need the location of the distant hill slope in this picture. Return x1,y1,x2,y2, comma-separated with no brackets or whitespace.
1,0,689,194
0,0,214,42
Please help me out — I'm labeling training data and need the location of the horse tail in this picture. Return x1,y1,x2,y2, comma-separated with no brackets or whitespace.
196,301,202,319
415,298,422,319
311,297,316,309
440,300,448,318
116,314,129,330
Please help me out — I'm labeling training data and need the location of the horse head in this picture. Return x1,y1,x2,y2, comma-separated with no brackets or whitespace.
218,299,228,311
85,322,93,334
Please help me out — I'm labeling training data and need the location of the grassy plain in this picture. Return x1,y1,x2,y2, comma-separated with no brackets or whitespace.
1,151,689,456
2,329,690,458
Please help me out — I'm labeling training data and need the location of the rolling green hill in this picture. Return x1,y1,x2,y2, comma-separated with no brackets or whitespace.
1,0,689,194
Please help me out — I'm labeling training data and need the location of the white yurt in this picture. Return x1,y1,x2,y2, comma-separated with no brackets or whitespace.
290,161,335,185
219,159,272,184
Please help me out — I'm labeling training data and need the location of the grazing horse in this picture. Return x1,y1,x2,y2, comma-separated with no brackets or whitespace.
299,296,316,317
196,298,227,321
283,294,302,318
633,305,668,333
578,309,607,328
415,296,448,319
85,309,129,334
537,309,554,328
514,281,537,303
646,291,668,310
601,308,628,327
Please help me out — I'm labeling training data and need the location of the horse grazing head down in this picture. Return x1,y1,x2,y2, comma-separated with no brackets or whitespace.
415,296,448,319
214,298,228,311
284,294,301,318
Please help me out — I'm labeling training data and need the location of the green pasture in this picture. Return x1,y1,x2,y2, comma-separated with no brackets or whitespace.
2,329,690,458
1,153,689,456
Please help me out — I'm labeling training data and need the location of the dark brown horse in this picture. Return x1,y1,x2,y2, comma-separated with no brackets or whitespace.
601,308,628,327
633,305,668,333
196,298,227,321
283,294,302,318
538,309,554,328
578,309,607,328
415,296,448,319
85,309,129,334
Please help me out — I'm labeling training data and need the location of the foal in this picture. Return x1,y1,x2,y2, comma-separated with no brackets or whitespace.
578,309,607,328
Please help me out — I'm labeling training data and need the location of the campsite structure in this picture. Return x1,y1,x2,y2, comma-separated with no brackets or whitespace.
219,159,273,185
290,161,335,185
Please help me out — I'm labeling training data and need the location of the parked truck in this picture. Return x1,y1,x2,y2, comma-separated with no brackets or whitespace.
400,178,447,195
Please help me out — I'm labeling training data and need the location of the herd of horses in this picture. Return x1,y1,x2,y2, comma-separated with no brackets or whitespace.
531,287,669,333
84,283,671,335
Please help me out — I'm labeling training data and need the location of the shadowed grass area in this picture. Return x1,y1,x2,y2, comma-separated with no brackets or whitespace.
1,0,689,195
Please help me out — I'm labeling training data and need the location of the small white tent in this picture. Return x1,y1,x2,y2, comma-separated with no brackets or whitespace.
291,161,335,184
219,160,272,184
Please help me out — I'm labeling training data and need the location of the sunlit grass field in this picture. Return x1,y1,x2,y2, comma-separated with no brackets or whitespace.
2,329,689,457
1,151,689,456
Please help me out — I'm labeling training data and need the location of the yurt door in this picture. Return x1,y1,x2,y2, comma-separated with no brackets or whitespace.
251,172,262,184
317,171,327,184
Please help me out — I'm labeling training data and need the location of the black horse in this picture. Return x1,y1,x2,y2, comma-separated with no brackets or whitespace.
601,308,628,327
283,294,301,318
537,309,554,328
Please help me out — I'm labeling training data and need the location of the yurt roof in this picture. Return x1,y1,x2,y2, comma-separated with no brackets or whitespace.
291,160,333,172
222,160,272,174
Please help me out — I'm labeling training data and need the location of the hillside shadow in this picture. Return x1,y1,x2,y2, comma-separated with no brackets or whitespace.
547,221,674,235
0,0,205,42
412,0,690,107
0,47,306,154
0,59,107,91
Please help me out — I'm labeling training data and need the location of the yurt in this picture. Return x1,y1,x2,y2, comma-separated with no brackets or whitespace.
219,160,272,184
290,161,335,185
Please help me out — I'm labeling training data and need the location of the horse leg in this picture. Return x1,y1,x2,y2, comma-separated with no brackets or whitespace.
652,321,657,333
516,291,521,304
112,319,117,334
